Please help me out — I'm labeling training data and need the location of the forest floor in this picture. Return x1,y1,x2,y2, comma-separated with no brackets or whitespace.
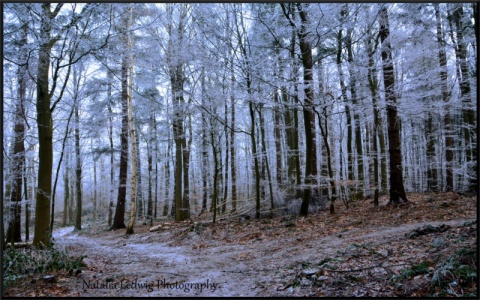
4,192,477,297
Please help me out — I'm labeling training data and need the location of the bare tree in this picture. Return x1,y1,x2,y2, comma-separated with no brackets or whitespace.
378,5,408,204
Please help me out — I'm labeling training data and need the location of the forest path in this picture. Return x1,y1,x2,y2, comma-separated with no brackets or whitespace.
54,217,475,297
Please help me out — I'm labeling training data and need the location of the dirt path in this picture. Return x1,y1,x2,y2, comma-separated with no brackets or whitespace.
53,217,475,297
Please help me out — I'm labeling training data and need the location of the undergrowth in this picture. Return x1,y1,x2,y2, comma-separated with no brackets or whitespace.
3,243,86,288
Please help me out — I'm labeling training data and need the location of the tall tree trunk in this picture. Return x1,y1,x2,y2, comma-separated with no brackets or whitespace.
107,67,114,227
366,24,381,206
234,7,261,219
24,161,30,240
273,91,283,186
451,4,475,191
211,130,219,223
164,135,171,216
69,173,74,224
336,6,354,200
62,152,69,226
6,23,27,243
434,4,453,191
182,113,192,218
33,3,55,247
167,5,189,222
173,90,185,221
222,98,229,214
74,102,82,231
249,99,261,219
379,6,408,204
126,5,137,234
201,83,209,214
110,12,130,230
281,11,302,198
317,59,330,198
426,115,438,192
314,102,337,213
93,154,97,220
297,3,317,216
259,106,275,213
135,125,143,219
346,19,364,200
147,113,154,219
230,76,237,213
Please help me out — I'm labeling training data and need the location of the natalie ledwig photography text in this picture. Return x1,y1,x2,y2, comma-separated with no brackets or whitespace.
83,278,220,293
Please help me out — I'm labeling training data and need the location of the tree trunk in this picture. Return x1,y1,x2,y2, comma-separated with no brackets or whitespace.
69,174,74,224
346,18,364,200
379,6,408,205
230,77,237,213
450,4,475,191
62,153,69,227
336,7,354,200
222,98,229,214
259,106,275,213
93,154,97,220
182,113,192,218
366,23,381,206
297,4,317,216
33,4,55,247
126,6,137,234
147,113,154,219
164,138,171,216
110,14,130,230
24,161,30,241
201,89,209,214
211,131,219,224
273,91,283,186
234,8,261,219
74,102,82,231
249,100,261,219
135,125,143,220
434,3,453,191
107,67,114,227
6,23,27,244
314,102,337,214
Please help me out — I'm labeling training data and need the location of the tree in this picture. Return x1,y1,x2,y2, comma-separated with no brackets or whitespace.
295,3,318,216
126,4,137,234
74,74,82,231
32,3,59,247
378,5,408,204
6,22,28,244
434,3,453,191
110,7,131,230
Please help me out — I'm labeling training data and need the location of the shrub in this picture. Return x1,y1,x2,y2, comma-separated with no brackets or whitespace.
3,244,86,288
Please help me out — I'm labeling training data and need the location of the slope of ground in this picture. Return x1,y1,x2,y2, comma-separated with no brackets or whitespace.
3,192,477,297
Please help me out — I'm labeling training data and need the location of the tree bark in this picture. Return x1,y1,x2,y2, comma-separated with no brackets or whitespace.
450,4,475,191
74,101,82,231
62,152,69,226
6,23,27,244
147,113,154,219
366,23,381,206
230,75,237,213
297,3,317,216
378,6,408,204
434,4,453,191
126,5,137,234
336,6,354,200
259,106,275,213
201,73,209,214
346,16,364,200
110,12,130,230
33,3,55,247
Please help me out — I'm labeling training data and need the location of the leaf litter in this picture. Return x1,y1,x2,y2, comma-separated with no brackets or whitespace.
4,192,477,297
